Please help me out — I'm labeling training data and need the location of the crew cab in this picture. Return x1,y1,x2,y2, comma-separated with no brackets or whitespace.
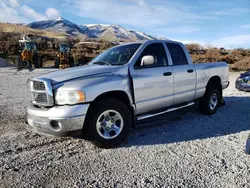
26,40,229,148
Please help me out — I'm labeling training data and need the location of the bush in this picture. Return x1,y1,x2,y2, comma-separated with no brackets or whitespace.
190,47,250,71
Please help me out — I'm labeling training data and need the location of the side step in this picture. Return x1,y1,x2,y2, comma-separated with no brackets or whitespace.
137,102,194,121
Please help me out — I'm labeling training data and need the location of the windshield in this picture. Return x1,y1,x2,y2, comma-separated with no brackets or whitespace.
90,43,141,66
24,42,36,51
60,44,69,52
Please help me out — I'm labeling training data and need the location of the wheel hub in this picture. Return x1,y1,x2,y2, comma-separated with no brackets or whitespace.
96,110,124,139
209,93,218,111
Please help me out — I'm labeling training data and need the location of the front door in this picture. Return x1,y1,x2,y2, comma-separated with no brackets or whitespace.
129,42,174,115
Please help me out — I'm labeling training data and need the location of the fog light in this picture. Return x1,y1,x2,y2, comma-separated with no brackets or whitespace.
50,120,62,131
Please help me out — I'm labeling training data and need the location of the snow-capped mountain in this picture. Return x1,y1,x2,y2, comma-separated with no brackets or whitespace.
27,17,166,41
84,24,139,40
28,17,94,37
129,30,156,40
83,24,167,41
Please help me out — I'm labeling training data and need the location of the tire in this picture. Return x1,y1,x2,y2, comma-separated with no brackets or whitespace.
69,56,74,67
199,85,220,115
22,61,30,68
84,99,132,148
55,59,59,68
39,61,43,68
34,55,39,68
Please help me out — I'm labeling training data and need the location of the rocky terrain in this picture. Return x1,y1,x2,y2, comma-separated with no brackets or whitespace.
0,68,250,187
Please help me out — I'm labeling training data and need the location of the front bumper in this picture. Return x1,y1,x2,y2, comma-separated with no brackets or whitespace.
235,80,250,91
26,103,90,136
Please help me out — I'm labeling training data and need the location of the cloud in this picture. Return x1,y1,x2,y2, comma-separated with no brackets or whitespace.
173,34,250,49
0,1,26,23
9,0,20,7
21,5,47,21
46,8,60,19
165,26,200,34
207,8,248,16
212,34,250,48
64,0,215,27
0,0,59,23
241,24,250,29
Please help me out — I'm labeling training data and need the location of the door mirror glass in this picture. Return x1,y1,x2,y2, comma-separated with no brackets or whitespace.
141,55,154,66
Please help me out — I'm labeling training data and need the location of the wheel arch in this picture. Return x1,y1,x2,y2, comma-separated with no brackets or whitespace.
206,76,222,99
85,90,135,127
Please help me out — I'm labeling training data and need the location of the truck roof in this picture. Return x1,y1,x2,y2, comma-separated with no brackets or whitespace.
117,39,180,47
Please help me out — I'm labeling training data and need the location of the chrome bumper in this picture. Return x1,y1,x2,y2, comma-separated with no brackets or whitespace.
26,103,90,136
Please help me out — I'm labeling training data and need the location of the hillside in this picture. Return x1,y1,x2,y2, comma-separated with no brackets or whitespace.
0,22,67,39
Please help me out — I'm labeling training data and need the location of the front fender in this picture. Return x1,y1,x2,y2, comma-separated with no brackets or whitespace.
54,74,133,104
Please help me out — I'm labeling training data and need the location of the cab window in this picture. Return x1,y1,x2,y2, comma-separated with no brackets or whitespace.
166,43,188,65
134,43,168,69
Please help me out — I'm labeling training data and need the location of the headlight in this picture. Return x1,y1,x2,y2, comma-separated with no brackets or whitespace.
55,90,85,105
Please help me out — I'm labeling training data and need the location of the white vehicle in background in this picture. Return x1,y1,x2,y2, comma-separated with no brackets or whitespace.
26,40,229,148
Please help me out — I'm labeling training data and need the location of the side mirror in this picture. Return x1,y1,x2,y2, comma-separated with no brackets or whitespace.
141,55,154,66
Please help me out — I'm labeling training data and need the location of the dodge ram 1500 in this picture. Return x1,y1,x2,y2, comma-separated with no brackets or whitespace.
26,40,229,148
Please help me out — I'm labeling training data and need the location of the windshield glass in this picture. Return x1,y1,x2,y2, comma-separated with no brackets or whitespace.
90,43,141,66
60,44,69,52
24,42,36,51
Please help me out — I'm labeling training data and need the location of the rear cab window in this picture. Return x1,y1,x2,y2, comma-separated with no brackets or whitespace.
166,43,189,66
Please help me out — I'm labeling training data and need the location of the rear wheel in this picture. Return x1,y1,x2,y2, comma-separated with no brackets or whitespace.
199,85,220,115
83,99,132,148
69,56,74,67
34,54,39,68
54,58,59,68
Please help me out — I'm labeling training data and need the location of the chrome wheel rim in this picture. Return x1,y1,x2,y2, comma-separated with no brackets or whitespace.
209,93,218,111
96,110,124,139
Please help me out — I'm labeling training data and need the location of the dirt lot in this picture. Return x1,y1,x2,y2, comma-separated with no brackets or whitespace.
0,68,250,187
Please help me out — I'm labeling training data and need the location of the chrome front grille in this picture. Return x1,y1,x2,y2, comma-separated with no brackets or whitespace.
31,79,54,107
33,81,46,90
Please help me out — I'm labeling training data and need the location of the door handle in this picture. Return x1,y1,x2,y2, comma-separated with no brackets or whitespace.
163,72,172,76
187,69,194,73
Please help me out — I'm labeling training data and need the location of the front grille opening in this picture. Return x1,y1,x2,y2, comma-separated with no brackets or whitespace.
33,81,45,90
33,92,47,103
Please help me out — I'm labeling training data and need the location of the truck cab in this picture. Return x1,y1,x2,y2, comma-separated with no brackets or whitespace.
55,43,74,69
20,42,39,68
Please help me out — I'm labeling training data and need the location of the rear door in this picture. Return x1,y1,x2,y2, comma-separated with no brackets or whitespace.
166,43,196,104
129,42,174,115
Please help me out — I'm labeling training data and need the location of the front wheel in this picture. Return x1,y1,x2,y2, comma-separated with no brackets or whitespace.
199,86,220,115
84,99,132,148
22,61,30,68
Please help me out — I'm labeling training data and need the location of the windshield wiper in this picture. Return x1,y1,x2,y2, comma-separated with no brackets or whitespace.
92,61,111,66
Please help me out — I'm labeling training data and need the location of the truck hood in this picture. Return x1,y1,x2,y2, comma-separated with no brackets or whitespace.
37,65,121,84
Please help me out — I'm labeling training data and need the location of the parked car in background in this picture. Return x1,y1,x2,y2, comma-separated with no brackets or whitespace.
26,40,229,148
235,71,250,91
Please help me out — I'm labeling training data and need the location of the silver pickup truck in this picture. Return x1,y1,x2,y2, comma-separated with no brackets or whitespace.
27,40,229,148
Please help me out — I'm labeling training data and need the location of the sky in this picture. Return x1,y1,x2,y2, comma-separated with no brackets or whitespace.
1,0,250,49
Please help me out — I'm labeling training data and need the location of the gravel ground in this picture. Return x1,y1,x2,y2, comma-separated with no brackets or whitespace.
0,68,250,188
